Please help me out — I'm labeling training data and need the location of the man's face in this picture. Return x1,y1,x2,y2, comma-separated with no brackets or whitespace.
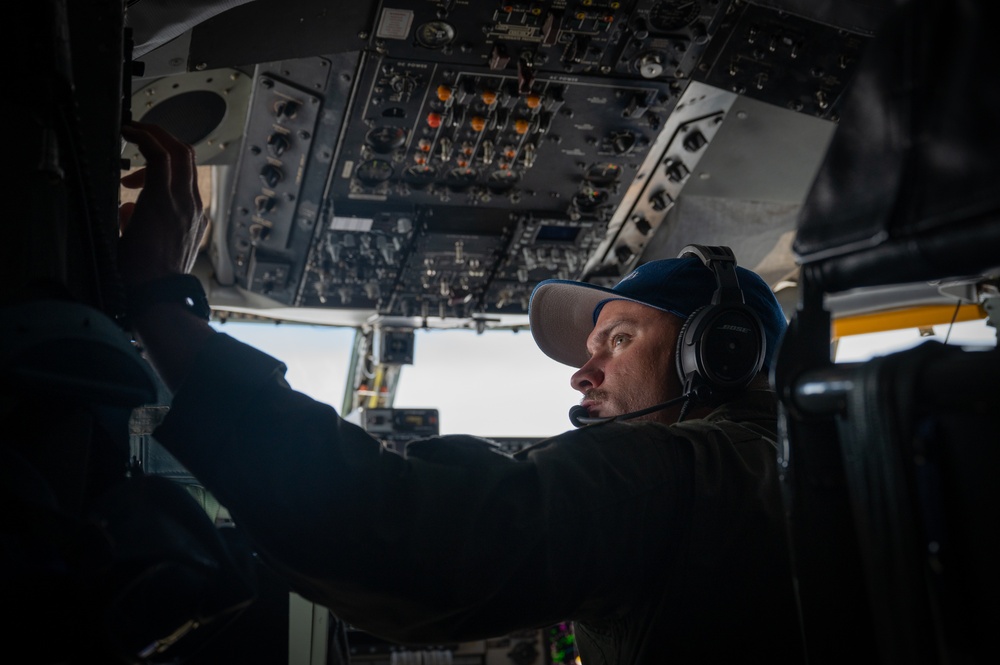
571,299,685,423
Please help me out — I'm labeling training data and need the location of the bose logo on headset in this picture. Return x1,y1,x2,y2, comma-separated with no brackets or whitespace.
674,244,766,398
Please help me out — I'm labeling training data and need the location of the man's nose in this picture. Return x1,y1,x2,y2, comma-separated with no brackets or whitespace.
571,358,604,393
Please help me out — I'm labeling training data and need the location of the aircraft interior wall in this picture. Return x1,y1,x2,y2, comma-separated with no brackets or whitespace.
4,1,997,664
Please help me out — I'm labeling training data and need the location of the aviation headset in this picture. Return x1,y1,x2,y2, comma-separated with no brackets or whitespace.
674,244,766,398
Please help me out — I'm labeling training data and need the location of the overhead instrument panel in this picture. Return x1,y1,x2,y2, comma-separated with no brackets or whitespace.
311,56,680,319
375,1,636,75
215,0,870,326
695,0,868,120
371,1,732,81
224,53,359,306
615,0,732,80
332,59,677,216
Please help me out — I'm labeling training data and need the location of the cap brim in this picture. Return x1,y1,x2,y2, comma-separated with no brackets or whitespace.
529,279,638,368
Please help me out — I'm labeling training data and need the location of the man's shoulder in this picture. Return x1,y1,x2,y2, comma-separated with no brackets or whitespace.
710,389,779,420
677,390,780,444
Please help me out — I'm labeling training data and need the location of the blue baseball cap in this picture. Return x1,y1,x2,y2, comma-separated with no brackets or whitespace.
528,256,788,369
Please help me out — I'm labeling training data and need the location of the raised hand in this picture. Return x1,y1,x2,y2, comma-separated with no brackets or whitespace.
118,121,207,289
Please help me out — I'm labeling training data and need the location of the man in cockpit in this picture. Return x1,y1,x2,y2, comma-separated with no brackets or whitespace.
119,120,804,664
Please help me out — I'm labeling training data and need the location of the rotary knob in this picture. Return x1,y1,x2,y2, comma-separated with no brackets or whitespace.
267,133,290,157
259,164,283,188
637,52,665,79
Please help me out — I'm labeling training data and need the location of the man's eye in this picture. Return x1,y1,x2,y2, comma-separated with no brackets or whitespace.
612,334,627,348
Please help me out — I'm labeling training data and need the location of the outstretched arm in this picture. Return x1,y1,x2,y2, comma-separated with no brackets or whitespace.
114,122,667,644
118,121,215,391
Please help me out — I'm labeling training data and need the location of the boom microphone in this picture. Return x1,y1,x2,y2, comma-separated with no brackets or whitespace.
568,392,696,428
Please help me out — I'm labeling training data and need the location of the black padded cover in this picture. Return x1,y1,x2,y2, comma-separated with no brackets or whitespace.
794,0,1000,293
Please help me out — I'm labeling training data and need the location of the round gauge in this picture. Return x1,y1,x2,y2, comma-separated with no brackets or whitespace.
403,164,438,189
585,163,622,186
649,0,702,32
355,159,394,186
445,167,478,191
415,21,456,49
487,169,519,193
365,126,407,153
573,188,609,213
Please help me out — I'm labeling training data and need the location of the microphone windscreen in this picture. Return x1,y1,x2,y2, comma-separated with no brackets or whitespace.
569,405,589,428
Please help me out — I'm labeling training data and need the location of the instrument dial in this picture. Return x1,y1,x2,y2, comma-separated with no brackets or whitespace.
573,187,609,213
356,159,394,186
649,1,702,31
365,126,407,154
403,164,438,189
487,169,519,193
415,21,456,49
445,167,478,191
585,163,622,186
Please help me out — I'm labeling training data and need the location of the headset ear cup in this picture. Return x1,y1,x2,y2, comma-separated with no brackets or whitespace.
676,304,766,395
672,244,767,400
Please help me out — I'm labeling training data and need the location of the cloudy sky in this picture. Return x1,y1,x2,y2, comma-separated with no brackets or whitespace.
211,317,996,438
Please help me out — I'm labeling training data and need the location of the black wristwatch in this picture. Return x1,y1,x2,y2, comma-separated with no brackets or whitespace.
127,274,212,322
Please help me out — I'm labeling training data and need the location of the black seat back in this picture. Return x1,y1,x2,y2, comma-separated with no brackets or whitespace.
775,1,1000,662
